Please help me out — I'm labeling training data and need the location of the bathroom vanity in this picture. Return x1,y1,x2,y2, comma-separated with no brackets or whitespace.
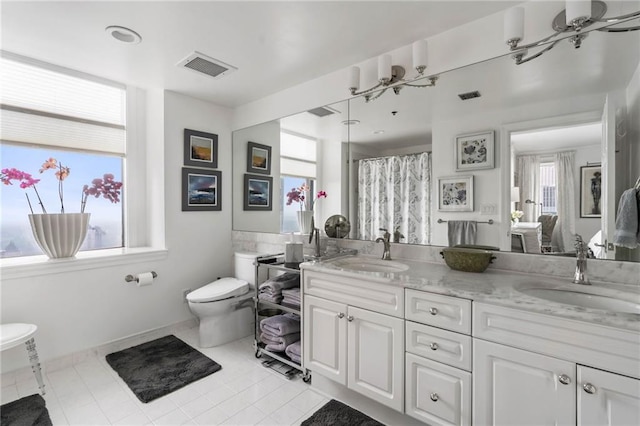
300,256,640,426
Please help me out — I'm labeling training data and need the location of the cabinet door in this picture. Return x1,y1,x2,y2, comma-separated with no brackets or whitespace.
578,365,640,426
303,295,347,385
473,339,575,426
347,305,404,412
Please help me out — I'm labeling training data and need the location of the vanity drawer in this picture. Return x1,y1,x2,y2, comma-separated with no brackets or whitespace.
405,289,472,335
405,352,471,426
303,270,404,318
406,321,472,371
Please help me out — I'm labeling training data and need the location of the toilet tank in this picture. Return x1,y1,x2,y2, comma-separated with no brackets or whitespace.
234,252,265,285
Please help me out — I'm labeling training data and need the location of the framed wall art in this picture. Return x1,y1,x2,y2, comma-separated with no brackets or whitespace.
580,164,602,218
455,130,494,171
182,168,221,211
246,141,272,175
438,175,474,212
184,128,218,169
243,174,273,211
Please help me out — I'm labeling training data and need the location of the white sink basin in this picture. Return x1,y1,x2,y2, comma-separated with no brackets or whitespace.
519,287,640,314
329,257,409,273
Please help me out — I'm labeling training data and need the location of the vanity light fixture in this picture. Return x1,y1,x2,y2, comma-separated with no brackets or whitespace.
348,40,438,103
105,26,142,44
504,0,640,65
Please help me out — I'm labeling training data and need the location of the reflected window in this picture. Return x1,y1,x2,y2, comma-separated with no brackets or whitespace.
540,162,557,215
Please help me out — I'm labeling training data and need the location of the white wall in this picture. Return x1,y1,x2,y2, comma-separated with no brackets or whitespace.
232,121,281,233
0,90,235,372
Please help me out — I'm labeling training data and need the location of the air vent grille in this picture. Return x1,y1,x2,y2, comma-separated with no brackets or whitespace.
177,51,237,79
458,90,481,100
307,106,337,117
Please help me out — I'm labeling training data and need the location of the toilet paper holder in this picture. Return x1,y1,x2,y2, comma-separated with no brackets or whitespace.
125,271,158,283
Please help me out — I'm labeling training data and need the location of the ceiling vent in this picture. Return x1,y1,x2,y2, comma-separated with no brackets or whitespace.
307,106,339,117
458,90,481,100
177,51,237,79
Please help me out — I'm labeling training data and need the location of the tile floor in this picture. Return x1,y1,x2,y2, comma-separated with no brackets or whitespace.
1,327,329,425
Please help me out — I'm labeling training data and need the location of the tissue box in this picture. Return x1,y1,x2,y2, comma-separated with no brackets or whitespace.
285,242,303,267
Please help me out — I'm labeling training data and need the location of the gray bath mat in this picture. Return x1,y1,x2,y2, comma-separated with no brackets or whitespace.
0,394,52,426
301,399,385,426
105,334,221,403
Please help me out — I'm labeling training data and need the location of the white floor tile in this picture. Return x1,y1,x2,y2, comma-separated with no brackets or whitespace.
265,402,305,425
168,384,205,406
221,405,266,426
111,410,152,426
193,406,229,426
153,407,191,425
140,396,179,420
101,398,141,423
218,392,253,418
64,401,110,425
1,385,19,404
287,390,326,415
180,394,216,419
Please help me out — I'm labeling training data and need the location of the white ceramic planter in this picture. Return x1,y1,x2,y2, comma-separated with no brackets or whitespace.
296,210,314,234
28,213,91,259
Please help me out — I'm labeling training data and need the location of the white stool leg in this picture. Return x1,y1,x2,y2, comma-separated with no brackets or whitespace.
25,337,45,395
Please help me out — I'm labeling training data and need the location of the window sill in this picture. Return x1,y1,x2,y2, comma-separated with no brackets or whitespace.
0,247,169,280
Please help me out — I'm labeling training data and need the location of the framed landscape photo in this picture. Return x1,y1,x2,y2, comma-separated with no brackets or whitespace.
246,141,272,175
182,168,221,211
184,128,218,169
580,165,602,218
455,130,494,171
243,174,273,211
438,175,474,212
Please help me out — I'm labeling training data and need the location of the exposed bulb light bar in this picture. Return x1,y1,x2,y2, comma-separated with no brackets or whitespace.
348,39,437,102
504,0,640,65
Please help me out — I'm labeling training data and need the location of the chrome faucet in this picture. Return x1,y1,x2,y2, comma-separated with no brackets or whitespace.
375,228,392,260
308,216,322,258
573,235,590,285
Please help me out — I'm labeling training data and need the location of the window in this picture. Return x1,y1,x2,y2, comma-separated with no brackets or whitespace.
0,52,126,258
280,130,317,233
539,162,557,215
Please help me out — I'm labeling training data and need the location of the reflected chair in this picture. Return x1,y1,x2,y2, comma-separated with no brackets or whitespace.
538,214,558,252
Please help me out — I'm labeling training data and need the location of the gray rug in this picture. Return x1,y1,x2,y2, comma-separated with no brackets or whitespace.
0,394,52,426
105,334,221,403
302,399,385,426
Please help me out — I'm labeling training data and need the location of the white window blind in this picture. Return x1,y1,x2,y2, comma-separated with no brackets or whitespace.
280,130,316,178
0,53,126,155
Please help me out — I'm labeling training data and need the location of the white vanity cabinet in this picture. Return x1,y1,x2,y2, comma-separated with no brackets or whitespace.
302,270,405,412
473,302,640,426
404,289,472,426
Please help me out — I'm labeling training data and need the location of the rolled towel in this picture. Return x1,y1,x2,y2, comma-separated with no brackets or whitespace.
259,273,300,293
281,288,300,300
260,313,300,336
258,292,283,303
260,332,300,352
285,341,301,364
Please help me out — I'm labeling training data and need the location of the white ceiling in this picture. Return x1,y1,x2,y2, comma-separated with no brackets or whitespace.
0,1,521,108
511,123,603,153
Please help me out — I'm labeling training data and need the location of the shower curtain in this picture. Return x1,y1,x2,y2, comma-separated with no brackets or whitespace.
357,152,431,245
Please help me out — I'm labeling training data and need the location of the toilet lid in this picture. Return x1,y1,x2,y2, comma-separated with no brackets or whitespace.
186,277,249,303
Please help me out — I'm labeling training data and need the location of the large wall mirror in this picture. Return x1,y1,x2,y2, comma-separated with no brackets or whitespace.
233,21,639,263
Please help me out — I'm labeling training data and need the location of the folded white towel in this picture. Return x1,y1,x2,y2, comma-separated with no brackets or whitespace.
285,341,301,363
260,313,300,336
613,188,640,249
259,273,300,294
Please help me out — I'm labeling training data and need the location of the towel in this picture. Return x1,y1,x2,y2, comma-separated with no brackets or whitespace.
260,313,300,336
260,332,300,352
258,273,300,293
285,341,301,363
447,221,477,246
281,288,301,308
613,188,640,249
258,292,283,303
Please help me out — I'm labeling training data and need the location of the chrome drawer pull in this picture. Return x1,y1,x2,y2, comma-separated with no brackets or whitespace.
430,393,439,402
429,307,438,315
583,383,597,394
558,374,571,385
347,315,354,322
337,313,345,319
429,342,439,351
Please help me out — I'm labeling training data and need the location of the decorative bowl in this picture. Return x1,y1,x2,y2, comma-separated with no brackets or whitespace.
440,247,497,273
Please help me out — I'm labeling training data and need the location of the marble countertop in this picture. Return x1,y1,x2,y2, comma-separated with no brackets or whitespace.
301,255,640,332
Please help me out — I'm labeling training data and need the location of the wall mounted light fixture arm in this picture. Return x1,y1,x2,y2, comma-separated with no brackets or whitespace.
504,1,640,65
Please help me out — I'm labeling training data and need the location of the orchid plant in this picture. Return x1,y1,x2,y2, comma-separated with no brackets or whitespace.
1,157,123,214
511,210,524,223
286,183,327,211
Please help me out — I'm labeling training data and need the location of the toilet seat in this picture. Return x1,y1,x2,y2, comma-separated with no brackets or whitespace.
187,277,249,303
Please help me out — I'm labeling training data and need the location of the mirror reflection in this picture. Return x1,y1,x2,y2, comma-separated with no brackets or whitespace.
232,23,639,263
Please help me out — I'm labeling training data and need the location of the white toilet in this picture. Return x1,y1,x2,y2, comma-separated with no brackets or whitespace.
187,252,264,348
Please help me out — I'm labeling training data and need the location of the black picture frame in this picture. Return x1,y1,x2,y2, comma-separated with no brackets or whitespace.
184,129,218,169
246,141,272,175
580,165,602,218
182,168,221,211
243,174,273,211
